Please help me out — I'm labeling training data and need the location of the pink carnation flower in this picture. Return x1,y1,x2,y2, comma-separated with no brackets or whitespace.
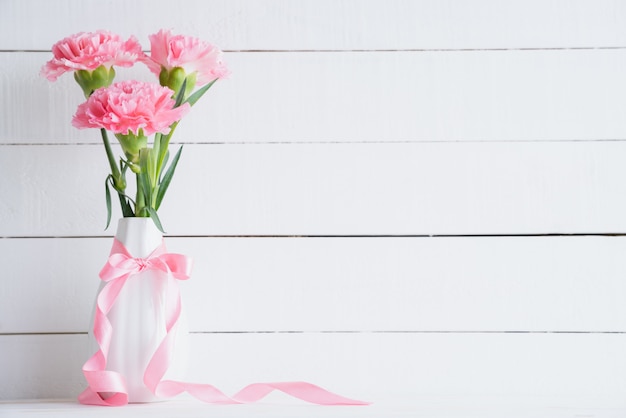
41,30,143,81
72,80,190,136
144,29,229,86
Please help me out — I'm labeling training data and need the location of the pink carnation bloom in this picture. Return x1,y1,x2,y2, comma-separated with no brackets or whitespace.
41,30,143,81
144,29,229,86
72,80,190,136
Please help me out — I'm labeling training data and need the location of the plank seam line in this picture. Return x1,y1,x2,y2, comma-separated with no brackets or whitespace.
6,46,626,53
3,331,625,336
3,139,626,146
2,233,626,239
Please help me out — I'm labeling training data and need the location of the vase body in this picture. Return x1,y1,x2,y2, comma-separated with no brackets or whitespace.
88,217,189,403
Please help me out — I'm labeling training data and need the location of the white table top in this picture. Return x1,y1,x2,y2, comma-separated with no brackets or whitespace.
2,396,626,418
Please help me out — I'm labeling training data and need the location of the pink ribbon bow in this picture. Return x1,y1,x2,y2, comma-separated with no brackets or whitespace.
79,238,368,406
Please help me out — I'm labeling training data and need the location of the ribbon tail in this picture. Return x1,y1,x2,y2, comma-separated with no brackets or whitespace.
143,275,183,394
141,274,243,405
141,276,369,406
150,380,368,406
155,380,240,404
232,382,371,405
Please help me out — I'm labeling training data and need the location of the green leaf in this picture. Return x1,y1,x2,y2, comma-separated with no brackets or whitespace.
107,175,135,220
174,78,187,108
119,194,135,217
185,78,217,107
155,145,183,210
156,123,177,178
147,207,165,233
110,162,134,217
104,176,113,229
159,150,170,182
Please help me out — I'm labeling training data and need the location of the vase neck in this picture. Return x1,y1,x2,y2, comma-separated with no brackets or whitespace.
114,218,163,258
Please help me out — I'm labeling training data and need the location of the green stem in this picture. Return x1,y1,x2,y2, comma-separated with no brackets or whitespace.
100,129,121,184
153,133,162,173
156,121,179,179
135,173,147,217
101,128,134,217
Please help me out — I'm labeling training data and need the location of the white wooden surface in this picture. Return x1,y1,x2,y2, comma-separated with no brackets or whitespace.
4,142,626,236
3,398,625,418
5,50,626,144
2,0,626,416
3,236,626,333
3,0,626,50
3,333,626,410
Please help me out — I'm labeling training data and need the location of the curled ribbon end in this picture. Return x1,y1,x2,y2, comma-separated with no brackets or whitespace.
78,387,129,406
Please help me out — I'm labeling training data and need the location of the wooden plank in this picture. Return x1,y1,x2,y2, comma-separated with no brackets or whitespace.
1,142,626,236
4,49,626,144
1,333,625,404
2,236,626,333
2,0,626,51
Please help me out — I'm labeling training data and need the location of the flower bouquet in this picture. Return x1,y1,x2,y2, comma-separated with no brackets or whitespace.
41,29,228,231
41,30,368,406
41,29,228,404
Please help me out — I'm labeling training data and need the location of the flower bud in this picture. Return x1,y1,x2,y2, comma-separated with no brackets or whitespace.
73,65,116,98
91,65,115,88
160,66,185,95
159,66,197,99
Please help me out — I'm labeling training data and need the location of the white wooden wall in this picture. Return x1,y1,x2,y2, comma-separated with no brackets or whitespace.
2,0,626,407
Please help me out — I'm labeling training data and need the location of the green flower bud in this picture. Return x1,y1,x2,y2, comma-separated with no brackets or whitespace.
73,65,116,98
159,67,198,100
91,65,115,88
158,66,170,87
160,66,186,96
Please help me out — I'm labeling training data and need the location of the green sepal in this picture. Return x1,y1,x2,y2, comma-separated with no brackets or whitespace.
161,66,186,97
74,66,116,98
116,131,148,166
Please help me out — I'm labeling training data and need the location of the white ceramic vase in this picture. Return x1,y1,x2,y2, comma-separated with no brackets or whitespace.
88,217,189,403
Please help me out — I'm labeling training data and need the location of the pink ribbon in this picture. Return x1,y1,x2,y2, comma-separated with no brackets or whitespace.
79,238,368,406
